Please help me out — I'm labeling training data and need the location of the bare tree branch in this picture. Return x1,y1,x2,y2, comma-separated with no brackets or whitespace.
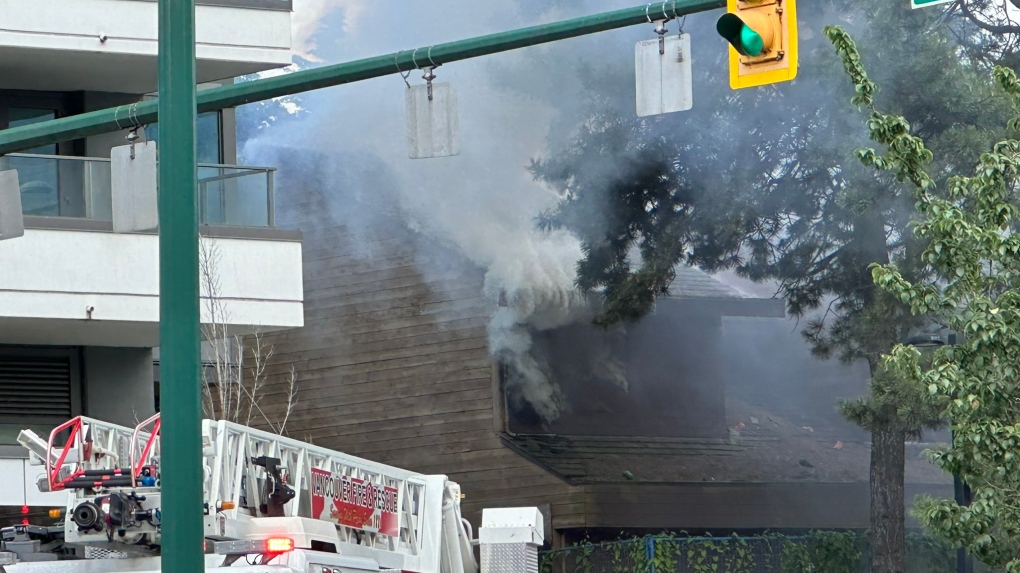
197,238,298,436
958,0,1020,34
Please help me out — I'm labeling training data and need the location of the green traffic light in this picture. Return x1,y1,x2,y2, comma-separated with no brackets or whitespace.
717,14,764,57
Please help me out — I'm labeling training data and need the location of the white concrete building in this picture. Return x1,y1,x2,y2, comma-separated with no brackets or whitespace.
0,0,300,513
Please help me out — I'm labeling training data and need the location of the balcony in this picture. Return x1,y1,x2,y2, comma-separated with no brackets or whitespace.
0,0,292,93
0,153,276,227
0,151,302,348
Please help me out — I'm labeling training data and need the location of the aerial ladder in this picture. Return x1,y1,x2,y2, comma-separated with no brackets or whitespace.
0,416,543,573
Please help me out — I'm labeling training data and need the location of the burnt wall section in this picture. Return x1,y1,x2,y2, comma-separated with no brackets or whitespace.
509,300,726,439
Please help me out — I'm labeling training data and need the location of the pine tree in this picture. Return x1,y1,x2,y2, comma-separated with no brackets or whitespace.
532,2,1012,570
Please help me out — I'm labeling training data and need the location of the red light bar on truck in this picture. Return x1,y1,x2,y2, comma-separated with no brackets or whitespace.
214,537,294,556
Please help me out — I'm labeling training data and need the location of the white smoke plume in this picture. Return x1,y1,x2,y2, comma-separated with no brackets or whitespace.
483,228,588,421
245,0,640,421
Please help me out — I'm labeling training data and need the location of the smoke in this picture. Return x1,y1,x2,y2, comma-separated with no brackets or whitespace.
246,0,889,421
245,0,650,419
483,228,588,420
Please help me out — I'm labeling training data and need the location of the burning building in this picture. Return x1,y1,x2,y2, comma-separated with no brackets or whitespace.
252,148,952,546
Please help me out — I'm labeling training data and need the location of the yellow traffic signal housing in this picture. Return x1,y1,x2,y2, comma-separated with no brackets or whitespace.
716,0,798,90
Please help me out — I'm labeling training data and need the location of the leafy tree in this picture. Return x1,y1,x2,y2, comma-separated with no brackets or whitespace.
830,22,1020,570
531,2,1011,571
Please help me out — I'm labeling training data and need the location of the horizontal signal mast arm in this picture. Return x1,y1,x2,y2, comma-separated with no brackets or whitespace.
0,0,723,155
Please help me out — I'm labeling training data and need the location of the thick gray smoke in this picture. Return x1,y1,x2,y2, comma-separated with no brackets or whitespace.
242,0,651,419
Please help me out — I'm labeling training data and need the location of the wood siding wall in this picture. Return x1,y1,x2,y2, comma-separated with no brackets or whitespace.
582,482,954,531
257,178,584,530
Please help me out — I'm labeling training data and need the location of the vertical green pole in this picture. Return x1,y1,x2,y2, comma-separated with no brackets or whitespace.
158,0,202,571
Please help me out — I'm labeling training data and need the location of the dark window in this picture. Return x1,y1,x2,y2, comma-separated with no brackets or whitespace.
0,346,83,445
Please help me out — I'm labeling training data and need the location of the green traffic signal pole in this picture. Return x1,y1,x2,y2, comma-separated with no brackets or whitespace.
0,0,723,155
157,0,203,572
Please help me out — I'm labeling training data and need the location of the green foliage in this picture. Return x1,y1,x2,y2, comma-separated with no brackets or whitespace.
575,541,595,573
824,26,877,109
544,530,966,572
539,550,554,573
727,534,758,573
838,338,942,438
829,23,1020,572
530,107,705,327
779,530,862,573
904,532,957,573
543,531,877,573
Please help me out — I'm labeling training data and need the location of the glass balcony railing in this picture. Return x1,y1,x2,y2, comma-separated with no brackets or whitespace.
197,164,276,228
0,153,276,228
0,153,112,220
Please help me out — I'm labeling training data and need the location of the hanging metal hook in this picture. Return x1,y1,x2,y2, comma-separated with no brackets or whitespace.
422,66,437,101
654,19,668,55
395,50,412,88
127,128,140,159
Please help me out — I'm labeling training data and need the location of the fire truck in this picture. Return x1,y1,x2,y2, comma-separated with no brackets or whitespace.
0,415,543,573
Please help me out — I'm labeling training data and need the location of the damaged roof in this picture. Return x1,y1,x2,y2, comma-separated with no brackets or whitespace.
501,398,950,486
501,268,945,487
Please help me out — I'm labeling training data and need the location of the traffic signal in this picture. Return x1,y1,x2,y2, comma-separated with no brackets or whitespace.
716,0,798,90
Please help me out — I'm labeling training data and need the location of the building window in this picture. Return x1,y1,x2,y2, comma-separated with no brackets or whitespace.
8,108,59,216
0,91,86,217
145,111,223,164
0,346,83,445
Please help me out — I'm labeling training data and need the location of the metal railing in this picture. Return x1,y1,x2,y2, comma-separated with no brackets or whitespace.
197,163,276,228
0,153,277,227
0,153,112,220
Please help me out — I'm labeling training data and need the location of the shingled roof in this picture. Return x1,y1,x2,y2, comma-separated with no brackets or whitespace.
659,266,784,318
499,267,948,487
500,398,949,486
667,266,752,299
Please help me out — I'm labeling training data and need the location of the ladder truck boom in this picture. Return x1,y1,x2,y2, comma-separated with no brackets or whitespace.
3,415,541,573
